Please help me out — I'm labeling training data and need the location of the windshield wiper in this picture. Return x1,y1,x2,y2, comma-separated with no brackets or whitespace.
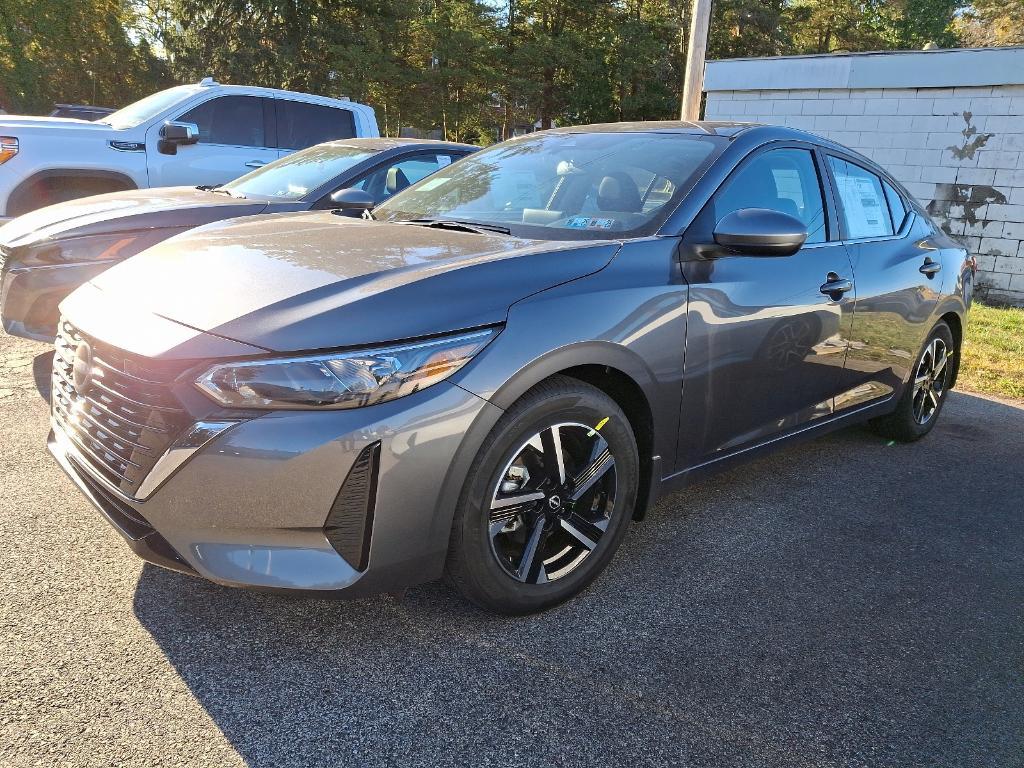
203,186,246,199
403,218,511,235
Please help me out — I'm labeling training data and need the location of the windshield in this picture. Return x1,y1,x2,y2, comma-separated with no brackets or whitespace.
221,143,379,200
102,86,200,130
374,131,724,240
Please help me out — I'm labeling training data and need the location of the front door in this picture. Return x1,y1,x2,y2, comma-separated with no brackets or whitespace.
824,155,945,410
677,145,855,470
146,95,278,188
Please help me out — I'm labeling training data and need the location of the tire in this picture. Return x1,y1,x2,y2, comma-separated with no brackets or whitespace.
870,321,956,443
445,375,639,614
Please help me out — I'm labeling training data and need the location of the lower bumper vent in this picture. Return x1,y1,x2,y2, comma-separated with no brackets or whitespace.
324,442,381,572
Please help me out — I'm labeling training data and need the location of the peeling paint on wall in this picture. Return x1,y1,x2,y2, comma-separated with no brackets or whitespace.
927,184,1007,230
946,111,994,160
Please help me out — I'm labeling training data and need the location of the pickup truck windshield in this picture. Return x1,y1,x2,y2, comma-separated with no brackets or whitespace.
374,131,724,240
221,144,378,200
102,86,200,130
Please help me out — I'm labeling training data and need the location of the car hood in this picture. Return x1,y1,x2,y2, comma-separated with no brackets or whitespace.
0,114,116,136
74,212,621,354
0,187,271,247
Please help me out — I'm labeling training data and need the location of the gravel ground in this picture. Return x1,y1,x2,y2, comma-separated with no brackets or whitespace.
1,329,1022,768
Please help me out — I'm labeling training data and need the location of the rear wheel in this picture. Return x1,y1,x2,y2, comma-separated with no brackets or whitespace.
446,376,638,614
870,321,955,442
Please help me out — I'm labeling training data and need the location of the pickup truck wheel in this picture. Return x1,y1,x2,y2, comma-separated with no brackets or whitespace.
8,175,133,217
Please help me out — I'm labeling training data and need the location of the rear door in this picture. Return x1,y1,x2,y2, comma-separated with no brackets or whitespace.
146,95,278,187
677,144,856,469
824,155,944,410
275,100,357,157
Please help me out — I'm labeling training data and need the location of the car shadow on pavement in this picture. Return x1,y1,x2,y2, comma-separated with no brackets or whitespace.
131,391,1024,767
33,350,53,403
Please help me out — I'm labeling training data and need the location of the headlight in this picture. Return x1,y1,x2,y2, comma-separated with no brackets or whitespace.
18,229,186,267
194,328,498,410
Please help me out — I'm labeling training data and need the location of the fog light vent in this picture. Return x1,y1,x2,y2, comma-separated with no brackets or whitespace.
324,441,381,571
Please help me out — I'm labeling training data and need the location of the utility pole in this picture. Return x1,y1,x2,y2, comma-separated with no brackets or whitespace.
680,0,712,121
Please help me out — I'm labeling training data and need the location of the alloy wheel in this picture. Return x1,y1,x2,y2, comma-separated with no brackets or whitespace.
488,422,617,584
912,337,950,425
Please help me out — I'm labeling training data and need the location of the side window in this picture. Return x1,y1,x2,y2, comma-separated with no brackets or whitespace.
177,96,268,148
711,148,827,244
828,157,894,239
883,181,907,232
277,101,356,150
351,154,453,203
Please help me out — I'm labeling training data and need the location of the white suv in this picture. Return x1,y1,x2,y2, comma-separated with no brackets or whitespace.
0,79,378,220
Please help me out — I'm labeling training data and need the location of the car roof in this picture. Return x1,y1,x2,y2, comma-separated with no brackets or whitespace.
539,120,897,182
316,137,478,152
545,120,758,137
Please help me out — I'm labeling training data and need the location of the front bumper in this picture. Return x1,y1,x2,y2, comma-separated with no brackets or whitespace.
50,381,501,593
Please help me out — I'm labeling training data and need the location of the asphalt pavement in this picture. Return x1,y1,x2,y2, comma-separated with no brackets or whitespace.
1,329,1021,768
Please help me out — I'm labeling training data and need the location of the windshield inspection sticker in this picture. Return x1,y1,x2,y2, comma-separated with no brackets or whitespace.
566,216,615,229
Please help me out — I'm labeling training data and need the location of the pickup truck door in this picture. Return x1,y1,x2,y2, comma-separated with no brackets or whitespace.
145,95,278,188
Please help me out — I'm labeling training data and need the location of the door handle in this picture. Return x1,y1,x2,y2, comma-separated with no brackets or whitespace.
244,160,267,168
819,273,853,299
920,258,942,277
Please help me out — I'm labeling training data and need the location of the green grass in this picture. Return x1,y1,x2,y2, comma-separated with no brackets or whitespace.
960,302,1024,401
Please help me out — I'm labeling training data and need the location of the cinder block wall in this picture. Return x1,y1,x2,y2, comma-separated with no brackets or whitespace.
704,48,1024,305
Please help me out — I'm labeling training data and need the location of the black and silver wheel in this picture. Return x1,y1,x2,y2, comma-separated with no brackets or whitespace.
870,321,955,442
446,376,638,614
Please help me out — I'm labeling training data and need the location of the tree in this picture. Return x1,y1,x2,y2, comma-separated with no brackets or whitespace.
0,0,170,113
956,0,1024,47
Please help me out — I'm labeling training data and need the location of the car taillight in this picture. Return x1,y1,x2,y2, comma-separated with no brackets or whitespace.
0,137,17,165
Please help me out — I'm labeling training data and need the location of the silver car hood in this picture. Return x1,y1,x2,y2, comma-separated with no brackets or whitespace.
0,187,270,247
73,212,620,355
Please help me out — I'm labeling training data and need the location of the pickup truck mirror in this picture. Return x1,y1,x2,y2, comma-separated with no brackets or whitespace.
329,188,375,215
158,121,200,155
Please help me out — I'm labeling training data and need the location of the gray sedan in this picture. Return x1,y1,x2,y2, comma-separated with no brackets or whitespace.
48,122,971,614
0,138,474,340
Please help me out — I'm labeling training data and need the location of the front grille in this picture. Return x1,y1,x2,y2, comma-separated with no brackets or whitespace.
51,320,192,498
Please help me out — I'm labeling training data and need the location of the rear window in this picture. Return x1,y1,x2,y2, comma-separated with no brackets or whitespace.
828,157,893,239
277,101,356,150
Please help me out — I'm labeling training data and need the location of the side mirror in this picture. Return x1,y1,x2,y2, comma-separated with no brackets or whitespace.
329,188,375,215
713,208,808,257
158,121,199,155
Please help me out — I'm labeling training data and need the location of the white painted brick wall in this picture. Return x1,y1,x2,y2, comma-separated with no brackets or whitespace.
704,83,1024,305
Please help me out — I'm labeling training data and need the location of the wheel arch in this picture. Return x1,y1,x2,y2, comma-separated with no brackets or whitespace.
7,169,138,217
458,340,662,523
939,310,964,388
555,364,656,521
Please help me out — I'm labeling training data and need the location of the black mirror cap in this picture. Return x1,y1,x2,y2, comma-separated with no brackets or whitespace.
329,188,375,211
713,208,808,257
160,121,200,145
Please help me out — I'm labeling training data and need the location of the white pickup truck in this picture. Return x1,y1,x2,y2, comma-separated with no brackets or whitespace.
0,79,378,220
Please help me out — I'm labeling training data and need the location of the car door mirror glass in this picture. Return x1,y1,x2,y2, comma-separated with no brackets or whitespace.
713,208,808,257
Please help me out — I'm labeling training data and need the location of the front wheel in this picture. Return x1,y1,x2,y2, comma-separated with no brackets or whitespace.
445,376,639,614
870,321,956,442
